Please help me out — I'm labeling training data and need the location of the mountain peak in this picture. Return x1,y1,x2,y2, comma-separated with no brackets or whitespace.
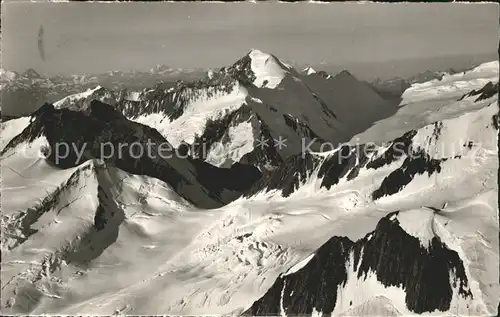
247,49,289,69
247,48,276,60
220,49,291,89
149,64,172,74
245,49,290,88
22,68,42,79
337,69,353,77
303,66,317,75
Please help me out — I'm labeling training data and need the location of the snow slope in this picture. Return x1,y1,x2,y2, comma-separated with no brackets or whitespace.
354,61,499,144
1,117,31,151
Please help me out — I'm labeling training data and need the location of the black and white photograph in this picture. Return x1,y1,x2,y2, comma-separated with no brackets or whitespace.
1,2,499,316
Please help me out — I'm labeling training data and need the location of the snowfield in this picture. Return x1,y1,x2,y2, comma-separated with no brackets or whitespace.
0,60,498,316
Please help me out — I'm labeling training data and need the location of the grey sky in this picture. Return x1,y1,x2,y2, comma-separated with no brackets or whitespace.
1,3,498,77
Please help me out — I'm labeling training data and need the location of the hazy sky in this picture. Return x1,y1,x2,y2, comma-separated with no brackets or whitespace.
2,3,498,76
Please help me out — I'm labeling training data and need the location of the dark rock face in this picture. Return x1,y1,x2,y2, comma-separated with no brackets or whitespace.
245,237,353,317
458,81,499,102
190,105,283,170
189,158,262,196
238,113,284,171
345,144,376,181
368,68,470,103
245,128,421,198
354,213,472,312
282,113,324,141
244,119,463,202
371,149,448,200
318,143,378,187
3,101,262,209
366,130,417,170
493,113,500,130
246,152,321,197
431,121,444,142
318,145,355,189
245,132,417,198
245,211,472,316
219,54,257,87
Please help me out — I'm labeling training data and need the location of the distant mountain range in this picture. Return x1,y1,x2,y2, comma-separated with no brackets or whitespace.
1,57,471,118
0,66,209,117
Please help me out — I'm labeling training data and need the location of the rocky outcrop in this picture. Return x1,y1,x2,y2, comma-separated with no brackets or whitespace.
245,211,472,316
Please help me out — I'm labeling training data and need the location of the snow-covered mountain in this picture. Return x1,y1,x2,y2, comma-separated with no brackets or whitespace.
47,49,397,171
302,66,332,79
1,99,261,209
1,59,498,316
22,68,43,79
303,66,317,76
